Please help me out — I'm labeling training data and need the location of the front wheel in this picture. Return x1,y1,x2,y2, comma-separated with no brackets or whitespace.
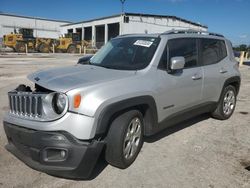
105,110,144,169
211,85,237,120
67,45,77,53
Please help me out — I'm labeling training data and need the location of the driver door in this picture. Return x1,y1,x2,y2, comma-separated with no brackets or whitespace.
156,38,203,122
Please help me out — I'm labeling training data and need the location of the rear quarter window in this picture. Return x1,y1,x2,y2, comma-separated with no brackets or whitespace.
201,38,227,65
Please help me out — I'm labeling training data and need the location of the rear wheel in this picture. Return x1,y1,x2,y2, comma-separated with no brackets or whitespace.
105,110,144,169
211,85,237,120
67,45,77,53
15,42,26,53
38,43,50,53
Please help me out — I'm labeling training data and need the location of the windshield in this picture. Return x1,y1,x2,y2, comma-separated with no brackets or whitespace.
90,37,160,70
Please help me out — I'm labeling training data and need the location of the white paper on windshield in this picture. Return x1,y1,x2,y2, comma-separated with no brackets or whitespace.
134,40,153,47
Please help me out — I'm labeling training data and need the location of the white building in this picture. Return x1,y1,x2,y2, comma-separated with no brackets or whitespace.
0,12,208,49
0,12,71,43
61,13,208,48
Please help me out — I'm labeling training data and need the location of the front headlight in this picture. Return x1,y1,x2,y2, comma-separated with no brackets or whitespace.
41,92,68,121
52,93,67,114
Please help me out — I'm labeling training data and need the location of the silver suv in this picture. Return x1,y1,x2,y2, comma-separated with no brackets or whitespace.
3,30,241,179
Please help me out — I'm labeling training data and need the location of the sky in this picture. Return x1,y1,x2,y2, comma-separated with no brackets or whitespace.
1,0,249,46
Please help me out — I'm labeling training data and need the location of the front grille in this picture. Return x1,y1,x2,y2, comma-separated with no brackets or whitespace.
8,92,43,118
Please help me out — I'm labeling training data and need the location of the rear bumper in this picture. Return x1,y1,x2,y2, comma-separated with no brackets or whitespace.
3,121,105,179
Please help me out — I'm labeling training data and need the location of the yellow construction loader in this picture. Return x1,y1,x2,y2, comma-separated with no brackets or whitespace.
3,28,56,53
55,33,91,53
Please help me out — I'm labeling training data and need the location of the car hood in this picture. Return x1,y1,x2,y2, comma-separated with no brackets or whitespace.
28,64,136,93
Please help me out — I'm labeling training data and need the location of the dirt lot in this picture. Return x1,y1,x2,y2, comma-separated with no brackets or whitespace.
0,54,249,188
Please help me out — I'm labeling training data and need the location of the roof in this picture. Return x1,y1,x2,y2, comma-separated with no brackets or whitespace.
0,12,72,23
62,12,207,28
127,13,208,29
161,29,223,37
62,14,122,26
117,30,224,40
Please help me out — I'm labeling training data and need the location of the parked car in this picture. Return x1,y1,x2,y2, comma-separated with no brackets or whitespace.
234,50,241,58
3,30,241,179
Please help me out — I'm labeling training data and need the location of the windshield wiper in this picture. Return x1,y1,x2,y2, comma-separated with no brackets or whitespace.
89,62,136,70
88,62,113,69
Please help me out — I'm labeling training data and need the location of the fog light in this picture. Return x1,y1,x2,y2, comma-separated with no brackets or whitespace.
60,150,66,158
43,148,67,162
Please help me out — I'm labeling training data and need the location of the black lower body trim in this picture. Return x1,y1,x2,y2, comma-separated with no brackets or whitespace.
149,102,217,135
3,122,105,179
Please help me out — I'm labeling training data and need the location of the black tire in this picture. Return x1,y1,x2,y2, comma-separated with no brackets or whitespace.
105,110,144,169
211,85,237,120
38,43,50,53
67,45,77,53
55,48,63,53
15,42,26,53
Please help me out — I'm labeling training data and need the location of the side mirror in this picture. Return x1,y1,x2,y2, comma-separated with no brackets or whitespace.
77,55,93,64
170,56,185,70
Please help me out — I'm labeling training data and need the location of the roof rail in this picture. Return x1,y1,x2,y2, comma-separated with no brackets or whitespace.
161,29,224,38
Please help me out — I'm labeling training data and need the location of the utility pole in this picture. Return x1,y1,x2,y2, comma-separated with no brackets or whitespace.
120,0,126,14
119,0,126,35
35,18,37,37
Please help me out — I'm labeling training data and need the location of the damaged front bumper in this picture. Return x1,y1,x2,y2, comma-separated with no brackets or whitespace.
4,122,105,179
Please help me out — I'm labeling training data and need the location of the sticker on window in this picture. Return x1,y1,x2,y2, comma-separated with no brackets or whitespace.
134,40,153,48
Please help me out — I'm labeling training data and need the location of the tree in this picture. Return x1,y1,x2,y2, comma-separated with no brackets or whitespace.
239,44,247,51
233,44,250,52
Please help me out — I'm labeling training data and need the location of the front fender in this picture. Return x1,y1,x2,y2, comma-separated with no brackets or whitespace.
94,95,158,137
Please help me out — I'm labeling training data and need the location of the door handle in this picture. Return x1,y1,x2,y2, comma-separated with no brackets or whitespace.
192,74,202,80
220,68,228,74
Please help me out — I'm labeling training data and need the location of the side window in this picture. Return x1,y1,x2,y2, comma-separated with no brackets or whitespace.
201,39,227,65
168,38,198,68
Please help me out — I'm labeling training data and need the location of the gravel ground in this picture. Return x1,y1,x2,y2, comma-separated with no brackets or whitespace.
0,54,249,188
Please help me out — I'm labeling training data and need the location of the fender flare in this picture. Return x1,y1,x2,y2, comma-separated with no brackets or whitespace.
216,76,241,105
95,95,158,137
222,76,241,95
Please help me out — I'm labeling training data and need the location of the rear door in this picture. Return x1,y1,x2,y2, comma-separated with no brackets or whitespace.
156,38,203,122
200,38,228,102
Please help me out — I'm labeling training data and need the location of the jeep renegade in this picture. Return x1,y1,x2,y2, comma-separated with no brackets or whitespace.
3,30,241,179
